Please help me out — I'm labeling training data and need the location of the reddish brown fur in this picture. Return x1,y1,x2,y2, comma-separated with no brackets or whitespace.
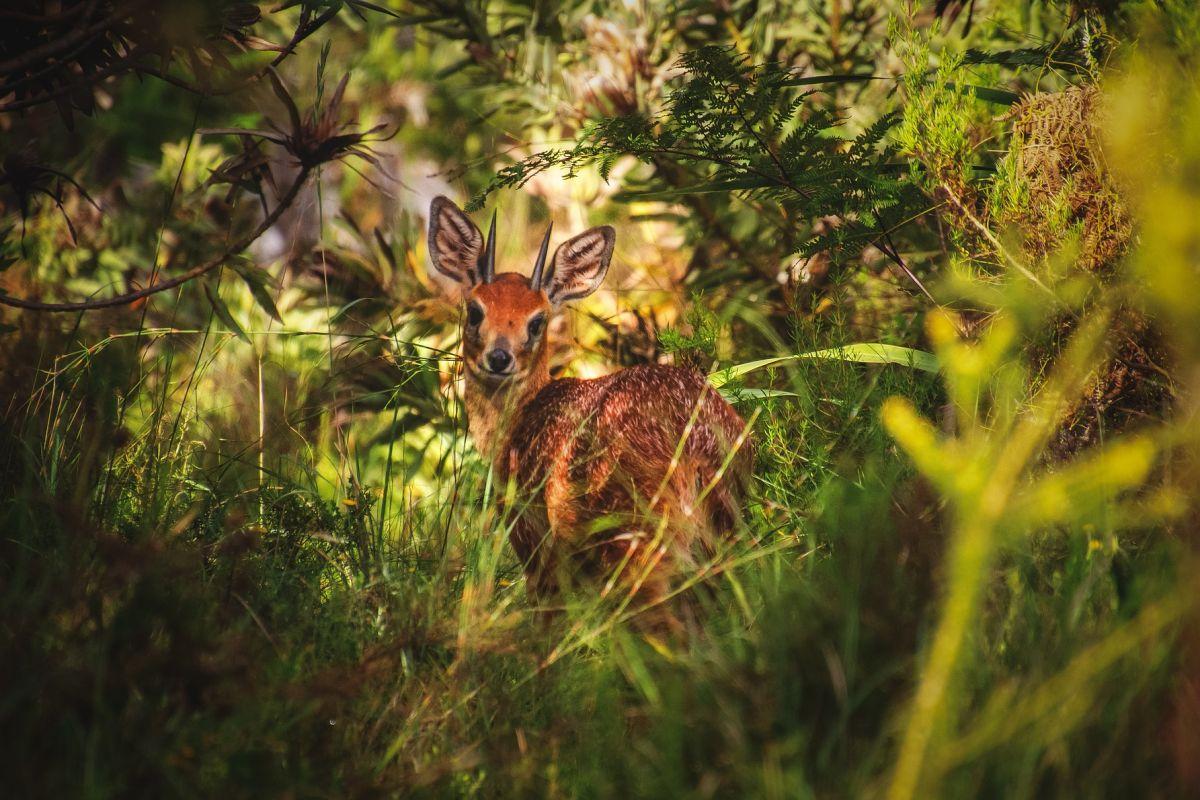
427,197,752,614
464,274,551,388
461,273,752,608
499,363,753,605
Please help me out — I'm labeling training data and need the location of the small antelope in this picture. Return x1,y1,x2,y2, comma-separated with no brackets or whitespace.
428,196,753,612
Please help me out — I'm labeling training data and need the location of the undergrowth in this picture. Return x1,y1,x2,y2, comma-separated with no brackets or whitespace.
3,4,1199,799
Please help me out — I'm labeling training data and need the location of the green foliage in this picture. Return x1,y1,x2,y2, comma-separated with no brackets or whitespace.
881,285,1184,799
894,40,980,193
3,2,1200,798
658,295,719,366
476,45,919,267
712,343,941,393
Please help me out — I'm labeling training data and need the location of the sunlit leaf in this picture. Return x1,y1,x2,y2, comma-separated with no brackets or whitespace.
203,282,250,344
709,343,939,388
716,386,801,402
231,262,283,322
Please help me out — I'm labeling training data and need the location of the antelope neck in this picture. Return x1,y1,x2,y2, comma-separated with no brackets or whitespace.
463,351,551,464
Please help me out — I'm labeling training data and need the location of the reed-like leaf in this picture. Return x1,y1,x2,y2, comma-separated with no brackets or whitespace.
709,343,940,389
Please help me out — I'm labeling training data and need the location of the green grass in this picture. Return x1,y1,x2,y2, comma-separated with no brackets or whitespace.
3,5,1200,798
0,274,1188,797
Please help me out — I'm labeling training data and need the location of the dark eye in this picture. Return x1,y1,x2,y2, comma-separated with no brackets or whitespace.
527,313,545,339
466,302,484,327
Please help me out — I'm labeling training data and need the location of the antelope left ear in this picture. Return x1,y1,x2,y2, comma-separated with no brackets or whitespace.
427,196,485,299
543,226,615,307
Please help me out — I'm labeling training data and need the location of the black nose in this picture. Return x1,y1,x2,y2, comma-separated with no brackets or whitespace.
486,349,513,372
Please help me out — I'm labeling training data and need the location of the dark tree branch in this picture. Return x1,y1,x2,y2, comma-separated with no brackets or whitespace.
0,45,150,113
0,2,345,115
0,0,145,75
0,166,312,313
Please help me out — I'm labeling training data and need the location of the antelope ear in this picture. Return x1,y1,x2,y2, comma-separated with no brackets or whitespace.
427,196,483,298
543,226,614,307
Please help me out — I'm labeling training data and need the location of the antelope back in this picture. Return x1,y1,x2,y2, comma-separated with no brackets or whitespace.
501,364,753,570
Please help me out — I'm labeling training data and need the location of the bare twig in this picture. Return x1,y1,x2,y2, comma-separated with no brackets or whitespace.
0,165,312,313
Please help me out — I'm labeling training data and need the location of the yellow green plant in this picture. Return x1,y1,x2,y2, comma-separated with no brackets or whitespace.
883,37,1199,798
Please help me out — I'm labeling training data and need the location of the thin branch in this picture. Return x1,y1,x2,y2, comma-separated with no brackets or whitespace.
0,166,312,313
938,180,1054,296
725,83,810,200
0,45,149,113
874,229,936,305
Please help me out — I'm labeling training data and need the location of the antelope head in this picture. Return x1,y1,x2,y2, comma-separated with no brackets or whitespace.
427,196,615,397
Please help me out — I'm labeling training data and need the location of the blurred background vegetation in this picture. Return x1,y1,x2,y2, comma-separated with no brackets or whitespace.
2,0,1198,796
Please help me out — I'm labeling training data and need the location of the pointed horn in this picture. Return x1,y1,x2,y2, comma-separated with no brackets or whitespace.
480,210,497,283
530,222,553,290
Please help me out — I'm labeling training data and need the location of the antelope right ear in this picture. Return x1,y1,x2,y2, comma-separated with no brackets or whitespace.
427,196,484,298
543,226,615,307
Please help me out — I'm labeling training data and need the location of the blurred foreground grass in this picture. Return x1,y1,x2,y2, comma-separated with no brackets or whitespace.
3,3,1200,798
